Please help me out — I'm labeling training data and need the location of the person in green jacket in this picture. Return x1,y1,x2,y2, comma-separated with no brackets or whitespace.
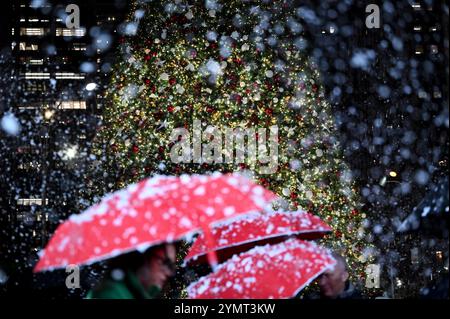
87,243,177,299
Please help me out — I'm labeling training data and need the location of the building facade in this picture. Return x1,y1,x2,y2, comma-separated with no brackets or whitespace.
1,0,127,296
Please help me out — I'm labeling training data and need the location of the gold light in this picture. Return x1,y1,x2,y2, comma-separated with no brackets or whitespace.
44,109,54,120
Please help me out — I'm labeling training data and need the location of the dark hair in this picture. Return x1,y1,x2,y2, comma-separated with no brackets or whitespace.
108,244,164,271
108,242,181,271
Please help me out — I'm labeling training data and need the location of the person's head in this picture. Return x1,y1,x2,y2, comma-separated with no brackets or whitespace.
111,243,177,290
138,243,177,290
318,252,349,299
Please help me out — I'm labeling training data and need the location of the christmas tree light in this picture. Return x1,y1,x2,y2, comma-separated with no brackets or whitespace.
92,0,372,283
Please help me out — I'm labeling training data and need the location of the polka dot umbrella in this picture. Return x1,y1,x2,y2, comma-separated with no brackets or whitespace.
187,238,336,299
184,210,332,266
34,173,277,272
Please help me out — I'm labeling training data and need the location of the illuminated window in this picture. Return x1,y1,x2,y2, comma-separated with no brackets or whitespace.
56,28,86,37
25,82,47,92
412,3,421,10
18,105,39,110
433,89,442,99
20,57,44,65
72,43,87,51
57,101,87,109
415,45,423,55
29,59,44,65
413,26,421,31
17,198,49,206
20,28,48,36
55,72,85,79
18,161,41,170
19,42,39,51
24,72,50,79
418,90,428,99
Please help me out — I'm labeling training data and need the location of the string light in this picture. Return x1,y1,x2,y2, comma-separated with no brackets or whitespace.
93,0,373,281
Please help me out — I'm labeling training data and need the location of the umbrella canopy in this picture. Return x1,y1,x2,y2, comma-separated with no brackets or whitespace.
397,177,449,234
187,238,336,299
34,173,277,272
185,210,332,265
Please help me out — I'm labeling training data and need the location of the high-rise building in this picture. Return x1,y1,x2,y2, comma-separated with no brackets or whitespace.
392,0,449,298
1,0,127,296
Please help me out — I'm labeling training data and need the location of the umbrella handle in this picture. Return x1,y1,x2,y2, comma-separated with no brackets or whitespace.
207,250,219,272
203,226,219,271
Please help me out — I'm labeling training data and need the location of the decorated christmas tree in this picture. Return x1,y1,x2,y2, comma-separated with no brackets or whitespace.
91,0,371,281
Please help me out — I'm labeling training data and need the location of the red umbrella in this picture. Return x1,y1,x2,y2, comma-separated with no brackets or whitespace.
187,238,336,299
34,173,277,272
184,210,332,265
